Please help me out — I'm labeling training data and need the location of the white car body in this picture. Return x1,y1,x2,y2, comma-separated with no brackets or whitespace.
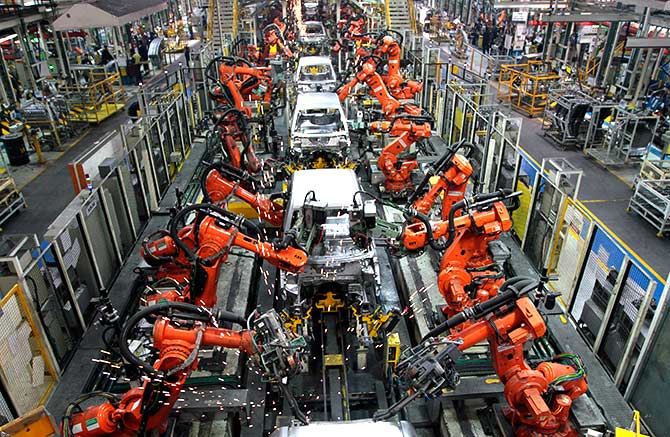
298,21,328,45
295,56,337,93
289,92,350,160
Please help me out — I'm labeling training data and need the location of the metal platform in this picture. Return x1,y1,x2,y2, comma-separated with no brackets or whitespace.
628,179,670,237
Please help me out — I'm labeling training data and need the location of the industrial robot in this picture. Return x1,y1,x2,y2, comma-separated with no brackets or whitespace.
374,33,423,100
201,161,285,227
337,55,422,118
375,276,587,437
333,13,368,54
206,105,261,174
140,203,307,307
206,56,274,113
261,22,294,64
405,141,475,218
400,189,520,320
337,57,428,196
369,114,433,196
61,303,307,436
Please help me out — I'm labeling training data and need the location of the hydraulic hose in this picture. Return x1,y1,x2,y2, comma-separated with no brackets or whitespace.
421,276,538,341
168,203,261,262
119,302,245,376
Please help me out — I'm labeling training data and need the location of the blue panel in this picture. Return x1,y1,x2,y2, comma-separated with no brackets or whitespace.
591,228,626,272
580,219,590,240
519,157,538,184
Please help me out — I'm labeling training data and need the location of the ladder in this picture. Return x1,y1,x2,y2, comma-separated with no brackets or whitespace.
210,0,238,54
579,40,625,83
385,0,412,31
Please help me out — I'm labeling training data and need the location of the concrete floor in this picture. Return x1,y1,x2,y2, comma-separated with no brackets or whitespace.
517,114,670,279
1,109,131,236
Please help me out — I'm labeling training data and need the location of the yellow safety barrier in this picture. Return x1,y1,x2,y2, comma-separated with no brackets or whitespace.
616,411,650,437
497,61,560,117
0,407,57,437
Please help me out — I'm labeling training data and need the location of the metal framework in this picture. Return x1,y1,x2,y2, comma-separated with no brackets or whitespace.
497,61,560,117
628,179,670,237
583,106,659,166
542,87,603,149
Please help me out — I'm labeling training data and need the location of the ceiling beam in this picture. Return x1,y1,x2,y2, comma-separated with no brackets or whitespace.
541,11,641,22
626,36,670,48
493,1,568,9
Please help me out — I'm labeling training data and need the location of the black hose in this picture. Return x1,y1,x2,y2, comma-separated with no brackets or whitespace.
278,383,309,425
211,106,249,131
119,302,245,376
421,276,538,340
169,203,261,262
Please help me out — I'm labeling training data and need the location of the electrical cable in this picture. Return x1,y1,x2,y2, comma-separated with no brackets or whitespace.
62,392,119,437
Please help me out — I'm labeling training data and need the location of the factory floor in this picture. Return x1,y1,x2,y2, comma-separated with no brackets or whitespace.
1,109,131,236
515,113,670,279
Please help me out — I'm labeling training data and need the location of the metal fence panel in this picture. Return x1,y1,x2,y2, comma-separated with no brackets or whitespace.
598,264,653,378
0,285,57,415
511,156,537,241
23,245,83,368
628,282,670,437
548,200,593,303
49,218,102,326
570,228,627,346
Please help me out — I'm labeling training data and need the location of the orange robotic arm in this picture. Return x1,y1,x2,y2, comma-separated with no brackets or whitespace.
401,190,517,252
371,116,432,195
141,204,307,307
378,278,587,437
401,190,519,318
262,23,293,62
202,163,284,227
218,62,273,103
410,153,473,217
405,141,476,217
447,295,587,437
375,35,423,99
209,106,260,173
337,57,422,117
64,305,305,436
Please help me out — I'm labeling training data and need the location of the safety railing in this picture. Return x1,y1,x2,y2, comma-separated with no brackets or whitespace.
423,81,668,437
497,61,560,117
0,64,210,417
0,281,58,420
58,70,126,124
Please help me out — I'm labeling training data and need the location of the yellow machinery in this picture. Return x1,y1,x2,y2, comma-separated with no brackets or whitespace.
0,407,57,437
497,61,560,117
58,68,126,124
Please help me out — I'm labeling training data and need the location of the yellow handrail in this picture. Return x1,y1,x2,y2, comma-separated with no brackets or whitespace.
580,40,625,81
408,0,417,33
206,0,216,41
384,0,391,28
233,0,239,39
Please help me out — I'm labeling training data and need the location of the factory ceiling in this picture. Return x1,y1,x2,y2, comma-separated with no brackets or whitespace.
52,0,167,30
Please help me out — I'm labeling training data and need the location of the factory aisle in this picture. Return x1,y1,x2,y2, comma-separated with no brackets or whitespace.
1,110,130,237
517,115,670,279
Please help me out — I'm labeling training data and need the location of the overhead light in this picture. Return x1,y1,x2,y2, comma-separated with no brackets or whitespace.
0,34,17,44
